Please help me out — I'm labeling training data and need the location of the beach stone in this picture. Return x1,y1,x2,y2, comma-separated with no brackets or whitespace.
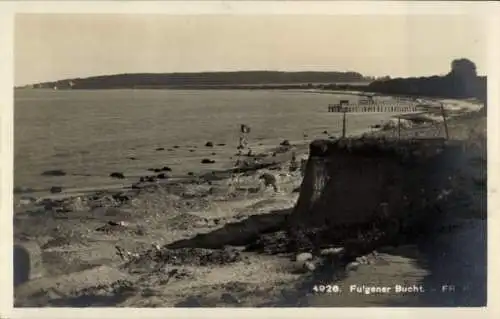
303,261,317,272
295,252,313,262
201,159,216,164
162,166,172,172
109,172,125,179
14,241,44,287
41,169,66,176
280,140,291,147
221,292,241,304
157,173,168,179
50,186,63,194
345,261,360,272
156,147,165,151
19,197,36,206
64,196,86,211
14,186,35,194
205,141,214,147
320,247,345,256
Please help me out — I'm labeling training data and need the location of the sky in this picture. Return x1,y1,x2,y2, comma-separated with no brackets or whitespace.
14,14,486,86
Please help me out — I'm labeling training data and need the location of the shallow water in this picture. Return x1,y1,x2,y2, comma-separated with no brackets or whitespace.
14,89,398,192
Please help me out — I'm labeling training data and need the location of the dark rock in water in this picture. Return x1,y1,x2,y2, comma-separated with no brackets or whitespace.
189,149,195,153
201,159,216,164
14,186,35,194
147,168,156,172
139,177,145,183
41,169,66,177
131,183,142,190
187,172,194,176
205,141,214,147
173,145,180,149
128,157,137,160
146,176,157,182
280,140,291,147
110,172,125,179
162,166,172,172
272,152,277,157
323,130,328,134
211,152,217,156
217,143,226,146
153,168,162,173
157,173,168,179
371,124,381,129
156,147,165,151
50,186,63,194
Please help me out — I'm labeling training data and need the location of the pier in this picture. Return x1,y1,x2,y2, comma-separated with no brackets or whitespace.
328,103,419,113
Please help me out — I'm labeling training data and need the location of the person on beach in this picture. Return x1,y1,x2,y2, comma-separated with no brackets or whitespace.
289,151,299,172
259,172,279,192
300,155,308,176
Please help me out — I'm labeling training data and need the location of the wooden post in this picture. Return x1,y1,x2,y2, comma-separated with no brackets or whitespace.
342,109,347,138
397,116,401,140
440,102,449,140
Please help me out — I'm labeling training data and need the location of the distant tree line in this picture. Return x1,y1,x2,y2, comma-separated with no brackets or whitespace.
27,59,487,106
32,71,368,89
365,59,487,102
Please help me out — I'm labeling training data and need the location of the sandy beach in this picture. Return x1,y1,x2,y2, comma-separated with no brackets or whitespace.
13,94,486,307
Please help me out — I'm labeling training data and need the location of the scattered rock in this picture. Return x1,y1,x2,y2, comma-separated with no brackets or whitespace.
96,220,129,232
156,147,165,151
211,152,217,156
14,186,35,194
50,186,63,194
345,261,360,272
296,252,313,262
280,140,291,147
173,145,180,148
221,293,241,304
19,197,36,206
110,172,125,179
162,166,172,172
131,183,142,190
190,150,195,152
356,256,369,265
201,159,216,164
303,261,316,272
187,172,194,176
139,177,145,183
322,130,328,134
205,141,214,147
320,247,345,256
41,169,66,177
157,173,168,179
217,143,226,146
128,157,137,160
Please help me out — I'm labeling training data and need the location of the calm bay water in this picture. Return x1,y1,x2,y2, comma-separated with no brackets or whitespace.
14,89,394,193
